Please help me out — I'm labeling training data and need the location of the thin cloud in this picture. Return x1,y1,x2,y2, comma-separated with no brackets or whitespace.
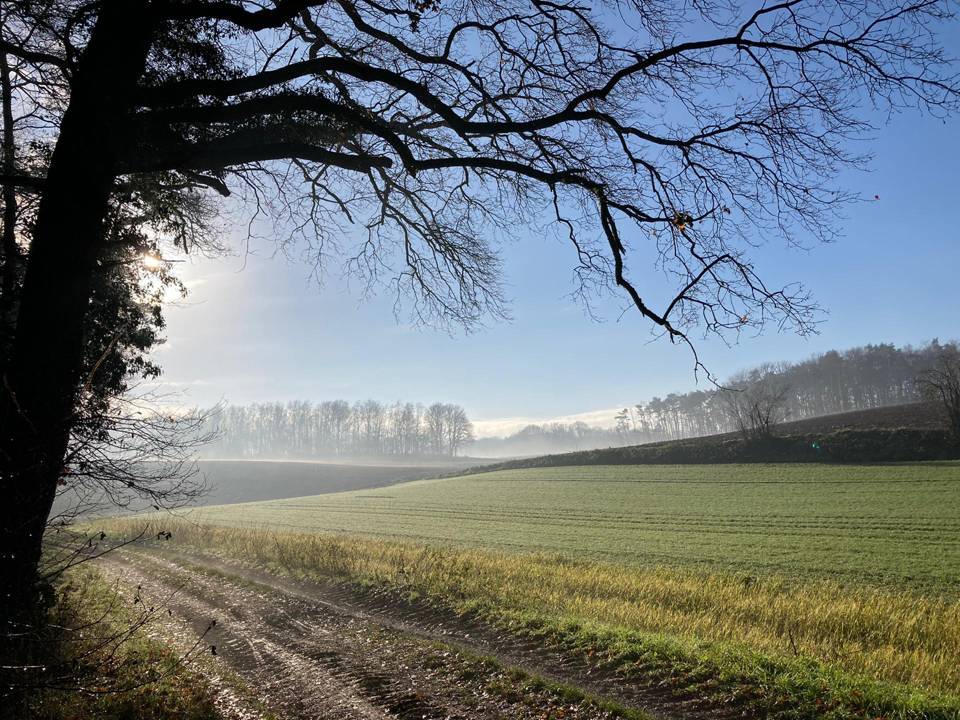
472,407,620,439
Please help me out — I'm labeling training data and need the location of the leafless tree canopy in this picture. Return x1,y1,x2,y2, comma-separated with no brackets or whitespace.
721,363,792,439
206,398,473,457
5,0,958,357
1,0,959,658
917,345,960,440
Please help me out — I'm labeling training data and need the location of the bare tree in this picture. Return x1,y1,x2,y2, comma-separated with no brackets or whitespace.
1,387,216,712
721,364,792,440
424,402,447,455
54,393,215,519
2,0,959,648
394,402,424,456
443,404,474,457
917,344,960,441
354,399,386,454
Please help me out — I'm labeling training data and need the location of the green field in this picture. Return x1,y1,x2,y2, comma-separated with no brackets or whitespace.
107,461,960,718
190,462,960,590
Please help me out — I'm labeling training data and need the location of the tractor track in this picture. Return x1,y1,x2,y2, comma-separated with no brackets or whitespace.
99,546,748,720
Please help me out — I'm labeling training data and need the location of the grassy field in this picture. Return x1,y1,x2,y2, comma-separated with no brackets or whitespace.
193,459,486,505
188,462,960,590
24,567,230,720
103,461,960,718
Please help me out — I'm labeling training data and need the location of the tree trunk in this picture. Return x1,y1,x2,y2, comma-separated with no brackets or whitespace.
0,50,20,357
0,0,154,670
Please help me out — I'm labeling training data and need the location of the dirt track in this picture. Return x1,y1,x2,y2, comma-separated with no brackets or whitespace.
99,547,741,720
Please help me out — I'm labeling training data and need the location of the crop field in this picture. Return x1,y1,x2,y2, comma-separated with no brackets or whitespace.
188,462,960,590
193,459,485,505
105,461,960,717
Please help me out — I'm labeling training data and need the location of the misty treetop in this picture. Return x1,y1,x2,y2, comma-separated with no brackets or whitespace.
473,340,956,457
205,400,474,458
206,341,956,461
615,340,957,444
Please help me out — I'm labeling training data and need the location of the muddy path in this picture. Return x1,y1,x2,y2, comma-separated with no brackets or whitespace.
99,546,744,720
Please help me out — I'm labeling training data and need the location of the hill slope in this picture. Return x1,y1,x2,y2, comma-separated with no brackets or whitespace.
184,462,960,590
196,458,492,505
470,402,956,471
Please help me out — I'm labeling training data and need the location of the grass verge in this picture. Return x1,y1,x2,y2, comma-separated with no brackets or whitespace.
25,565,229,720
101,518,960,720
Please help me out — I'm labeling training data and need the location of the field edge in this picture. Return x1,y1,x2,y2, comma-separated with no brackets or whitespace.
96,519,960,720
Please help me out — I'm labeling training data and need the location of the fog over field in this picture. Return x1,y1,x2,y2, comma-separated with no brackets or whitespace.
190,341,954,461
193,458,489,505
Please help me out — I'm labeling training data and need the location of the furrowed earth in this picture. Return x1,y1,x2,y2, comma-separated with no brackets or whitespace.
97,460,960,720
189,463,960,588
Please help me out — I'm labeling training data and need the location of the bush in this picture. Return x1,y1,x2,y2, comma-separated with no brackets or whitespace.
23,568,221,720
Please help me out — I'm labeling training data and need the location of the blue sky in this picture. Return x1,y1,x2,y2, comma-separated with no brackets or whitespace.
152,95,960,437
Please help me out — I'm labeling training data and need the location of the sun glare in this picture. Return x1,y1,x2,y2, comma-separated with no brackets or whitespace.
142,252,164,270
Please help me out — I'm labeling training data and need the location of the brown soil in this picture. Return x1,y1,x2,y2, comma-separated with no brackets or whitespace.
99,546,747,720
776,400,947,433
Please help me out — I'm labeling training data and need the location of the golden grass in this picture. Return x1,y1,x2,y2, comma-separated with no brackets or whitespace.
102,518,960,699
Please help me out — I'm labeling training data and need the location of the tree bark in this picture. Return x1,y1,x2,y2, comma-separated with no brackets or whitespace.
0,49,19,353
0,0,154,661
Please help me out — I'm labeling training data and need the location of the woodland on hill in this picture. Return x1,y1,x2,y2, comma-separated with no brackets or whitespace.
473,340,957,457
202,400,474,458
614,341,951,438
204,341,956,459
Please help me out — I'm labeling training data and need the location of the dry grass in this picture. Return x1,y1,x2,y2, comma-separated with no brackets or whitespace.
102,518,960,705
180,463,960,591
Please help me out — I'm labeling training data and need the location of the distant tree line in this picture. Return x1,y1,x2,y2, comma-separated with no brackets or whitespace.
203,341,956,460
471,340,958,457
203,401,474,459
470,422,625,458
614,340,956,444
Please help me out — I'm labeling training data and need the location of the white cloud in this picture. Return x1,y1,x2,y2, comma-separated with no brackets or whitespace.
472,407,621,438
142,379,213,388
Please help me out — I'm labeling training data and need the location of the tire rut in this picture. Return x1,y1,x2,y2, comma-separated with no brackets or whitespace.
101,546,748,720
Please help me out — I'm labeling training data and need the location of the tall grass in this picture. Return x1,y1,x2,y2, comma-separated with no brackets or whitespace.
181,463,960,591
27,566,223,720
102,518,960,718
